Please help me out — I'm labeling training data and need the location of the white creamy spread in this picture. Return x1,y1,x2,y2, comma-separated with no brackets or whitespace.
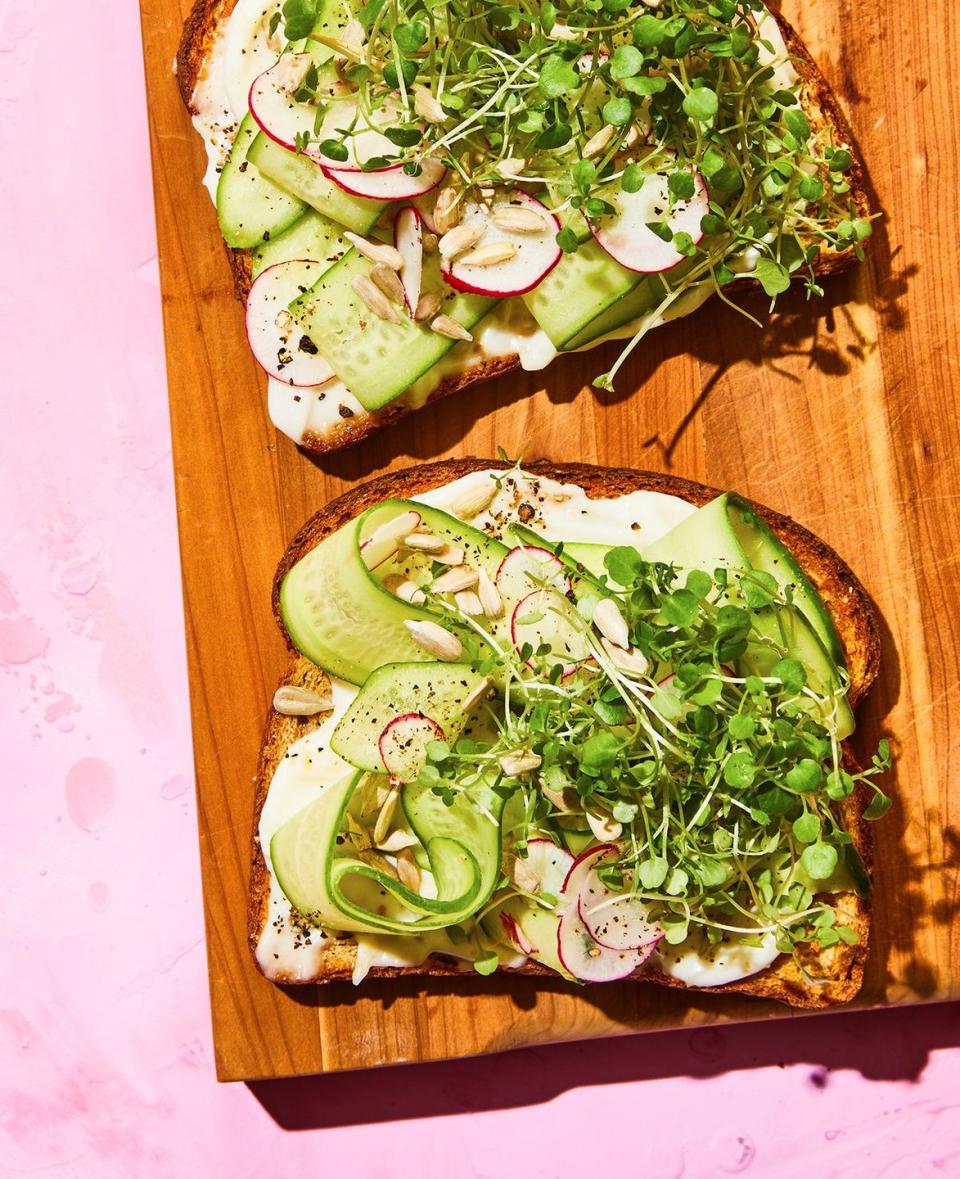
255,470,779,986
192,5,800,444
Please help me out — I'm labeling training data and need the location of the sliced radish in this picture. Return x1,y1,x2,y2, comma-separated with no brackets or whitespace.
499,911,536,955
441,194,561,297
511,589,591,674
556,844,655,982
378,712,444,781
496,545,569,601
360,509,422,570
245,260,333,387
394,206,424,313
590,168,708,274
248,57,353,155
577,849,663,951
523,837,575,896
322,158,447,201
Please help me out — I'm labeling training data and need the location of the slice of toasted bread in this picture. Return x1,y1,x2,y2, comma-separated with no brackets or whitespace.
249,459,881,1007
176,5,872,455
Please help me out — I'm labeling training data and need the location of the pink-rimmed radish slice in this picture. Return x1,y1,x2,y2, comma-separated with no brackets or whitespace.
556,844,654,982
500,911,536,955
360,509,422,570
523,837,575,895
496,545,570,601
322,158,447,201
378,711,444,781
511,589,591,675
395,206,424,313
245,260,333,387
577,849,663,952
557,845,640,981
248,56,352,154
441,194,561,297
590,168,708,274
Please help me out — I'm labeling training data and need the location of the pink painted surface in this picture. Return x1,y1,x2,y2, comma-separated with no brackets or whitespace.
1,1,959,1175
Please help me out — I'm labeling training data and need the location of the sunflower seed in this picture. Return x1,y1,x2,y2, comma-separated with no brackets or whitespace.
377,829,419,853
593,598,630,648
455,590,484,616
447,479,498,519
344,231,404,270
414,290,443,321
345,813,372,851
434,545,464,565
500,750,542,776
462,676,493,711
404,531,446,552
496,156,526,178
477,569,503,617
432,566,479,593
433,186,460,234
412,83,447,125
273,684,333,716
492,205,550,234
358,848,399,880
586,809,622,841
369,262,406,305
458,241,517,267
352,274,402,322
373,783,400,845
583,124,615,159
510,854,541,894
438,222,485,260
392,578,427,605
601,637,650,675
431,315,473,342
404,620,463,660
421,232,439,253
396,846,421,890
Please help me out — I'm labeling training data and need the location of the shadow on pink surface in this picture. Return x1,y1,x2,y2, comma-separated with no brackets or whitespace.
248,1000,960,1130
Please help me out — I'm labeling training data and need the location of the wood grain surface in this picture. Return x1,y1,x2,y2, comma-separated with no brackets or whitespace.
139,0,960,1080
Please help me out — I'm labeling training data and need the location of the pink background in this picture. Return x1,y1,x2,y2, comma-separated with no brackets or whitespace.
1,1,959,1175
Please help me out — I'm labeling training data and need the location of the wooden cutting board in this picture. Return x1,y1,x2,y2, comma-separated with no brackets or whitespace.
140,0,960,1081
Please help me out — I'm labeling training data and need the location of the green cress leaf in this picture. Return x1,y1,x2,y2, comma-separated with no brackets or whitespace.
473,950,500,975
603,546,645,586
864,791,893,820
581,730,620,772
610,45,643,80
359,0,388,27
385,126,422,147
801,842,839,880
620,75,667,97
633,13,665,47
685,569,713,599
662,588,698,627
384,58,418,89
282,0,320,40
826,768,855,800
571,159,597,192
723,751,756,789
394,21,427,52
612,800,638,823
556,227,580,253
602,96,633,127
772,657,807,693
621,163,643,193
754,258,791,297
646,221,673,242
728,714,757,740
669,171,696,201
319,138,349,162
785,759,824,794
683,87,718,122
539,55,581,99
784,108,811,143
792,811,821,844
539,1,557,32
638,856,669,888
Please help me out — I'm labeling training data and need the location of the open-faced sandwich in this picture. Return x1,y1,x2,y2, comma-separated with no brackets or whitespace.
178,0,872,453
252,459,889,1007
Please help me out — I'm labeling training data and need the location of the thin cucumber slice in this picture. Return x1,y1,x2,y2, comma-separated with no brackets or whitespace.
522,237,641,348
330,661,489,774
248,134,385,235
725,494,844,665
270,770,507,933
216,114,306,248
251,209,347,278
290,250,495,410
279,499,509,683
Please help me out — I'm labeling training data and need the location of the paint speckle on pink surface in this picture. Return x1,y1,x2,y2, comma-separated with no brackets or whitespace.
88,881,109,910
64,758,116,831
0,615,49,666
61,561,98,596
